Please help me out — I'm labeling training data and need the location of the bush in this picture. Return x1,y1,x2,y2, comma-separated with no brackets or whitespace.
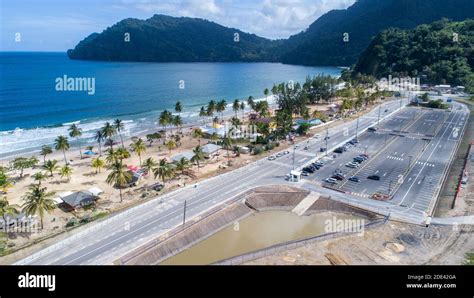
66,218,79,228
252,147,264,155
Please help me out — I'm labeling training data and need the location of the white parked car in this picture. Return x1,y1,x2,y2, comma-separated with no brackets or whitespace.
325,178,338,184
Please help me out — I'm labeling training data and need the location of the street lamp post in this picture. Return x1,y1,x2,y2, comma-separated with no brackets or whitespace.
182,200,187,227
377,105,381,128
355,117,360,140
325,126,329,157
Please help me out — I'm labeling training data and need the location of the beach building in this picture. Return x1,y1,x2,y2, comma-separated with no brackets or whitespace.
201,143,222,159
172,151,195,163
59,190,101,211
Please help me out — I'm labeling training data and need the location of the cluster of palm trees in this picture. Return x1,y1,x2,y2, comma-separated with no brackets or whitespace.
198,99,229,125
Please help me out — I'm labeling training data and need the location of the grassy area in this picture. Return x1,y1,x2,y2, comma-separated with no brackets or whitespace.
465,252,474,265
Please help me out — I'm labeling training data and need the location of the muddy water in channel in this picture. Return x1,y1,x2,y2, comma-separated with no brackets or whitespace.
160,210,360,265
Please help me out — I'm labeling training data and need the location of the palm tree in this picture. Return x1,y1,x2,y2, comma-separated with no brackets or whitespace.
43,159,59,177
60,165,73,182
105,148,120,165
216,99,226,121
21,185,55,229
223,132,233,165
191,146,205,172
40,145,53,165
199,106,207,124
68,123,83,159
207,100,216,123
175,101,182,113
106,161,132,203
240,101,246,120
142,157,157,176
159,110,173,137
95,130,104,156
233,99,240,118
192,128,204,146
54,135,70,165
102,122,117,149
165,139,176,154
247,96,255,112
116,147,131,163
130,138,146,166
0,169,13,194
0,196,19,225
173,115,183,134
91,157,105,174
114,119,125,148
32,172,47,185
153,159,175,184
175,157,190,175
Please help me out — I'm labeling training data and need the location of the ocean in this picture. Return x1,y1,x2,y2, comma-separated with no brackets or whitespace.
0,52,341,159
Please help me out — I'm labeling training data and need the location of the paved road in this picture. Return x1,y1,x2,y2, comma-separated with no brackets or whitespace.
15,98,468,265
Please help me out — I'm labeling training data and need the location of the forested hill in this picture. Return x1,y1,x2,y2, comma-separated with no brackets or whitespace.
68,0,474,66
279,0,474,66
67,14,282,62
353,19,474,92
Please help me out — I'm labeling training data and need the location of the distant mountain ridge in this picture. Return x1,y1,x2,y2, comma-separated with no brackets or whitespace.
68,0,474,66
67,14,282,62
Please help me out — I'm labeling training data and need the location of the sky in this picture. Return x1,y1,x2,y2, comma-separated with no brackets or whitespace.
0,0,356,51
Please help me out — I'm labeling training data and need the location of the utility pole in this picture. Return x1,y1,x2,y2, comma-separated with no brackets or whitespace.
377,105,381,128
325,126,329,157
182,200,187,227
355,117,360,140
292,145,296,171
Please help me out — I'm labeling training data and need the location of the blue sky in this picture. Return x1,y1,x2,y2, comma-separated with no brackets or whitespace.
0,0,355,51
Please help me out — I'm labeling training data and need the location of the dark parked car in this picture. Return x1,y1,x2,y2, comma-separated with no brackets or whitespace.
332,174,345,181
367,175,381,181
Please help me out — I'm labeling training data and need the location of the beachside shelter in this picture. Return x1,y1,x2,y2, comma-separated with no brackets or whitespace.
61,191,98,210
202,143,222,159
172,151,195,163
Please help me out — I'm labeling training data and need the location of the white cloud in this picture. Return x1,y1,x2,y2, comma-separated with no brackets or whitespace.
120,0,356,39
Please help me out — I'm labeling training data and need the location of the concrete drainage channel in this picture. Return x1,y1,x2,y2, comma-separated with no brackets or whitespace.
116,185,383,265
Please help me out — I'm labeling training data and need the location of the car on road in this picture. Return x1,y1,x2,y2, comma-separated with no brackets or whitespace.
349,177,360,182
276,153,283,158
320,147,326,152
368,127,378,132
304,146,309,150
334,147,344,154
345,162,359,168
284,151,290,155
367,175,381,181
325,178,338,184
385,109,389,112
268,156,276,161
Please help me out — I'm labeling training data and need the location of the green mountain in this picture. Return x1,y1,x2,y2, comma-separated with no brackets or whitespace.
68,0,474,66
280,0,474,66
67,14,282,62
353,19,474,92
